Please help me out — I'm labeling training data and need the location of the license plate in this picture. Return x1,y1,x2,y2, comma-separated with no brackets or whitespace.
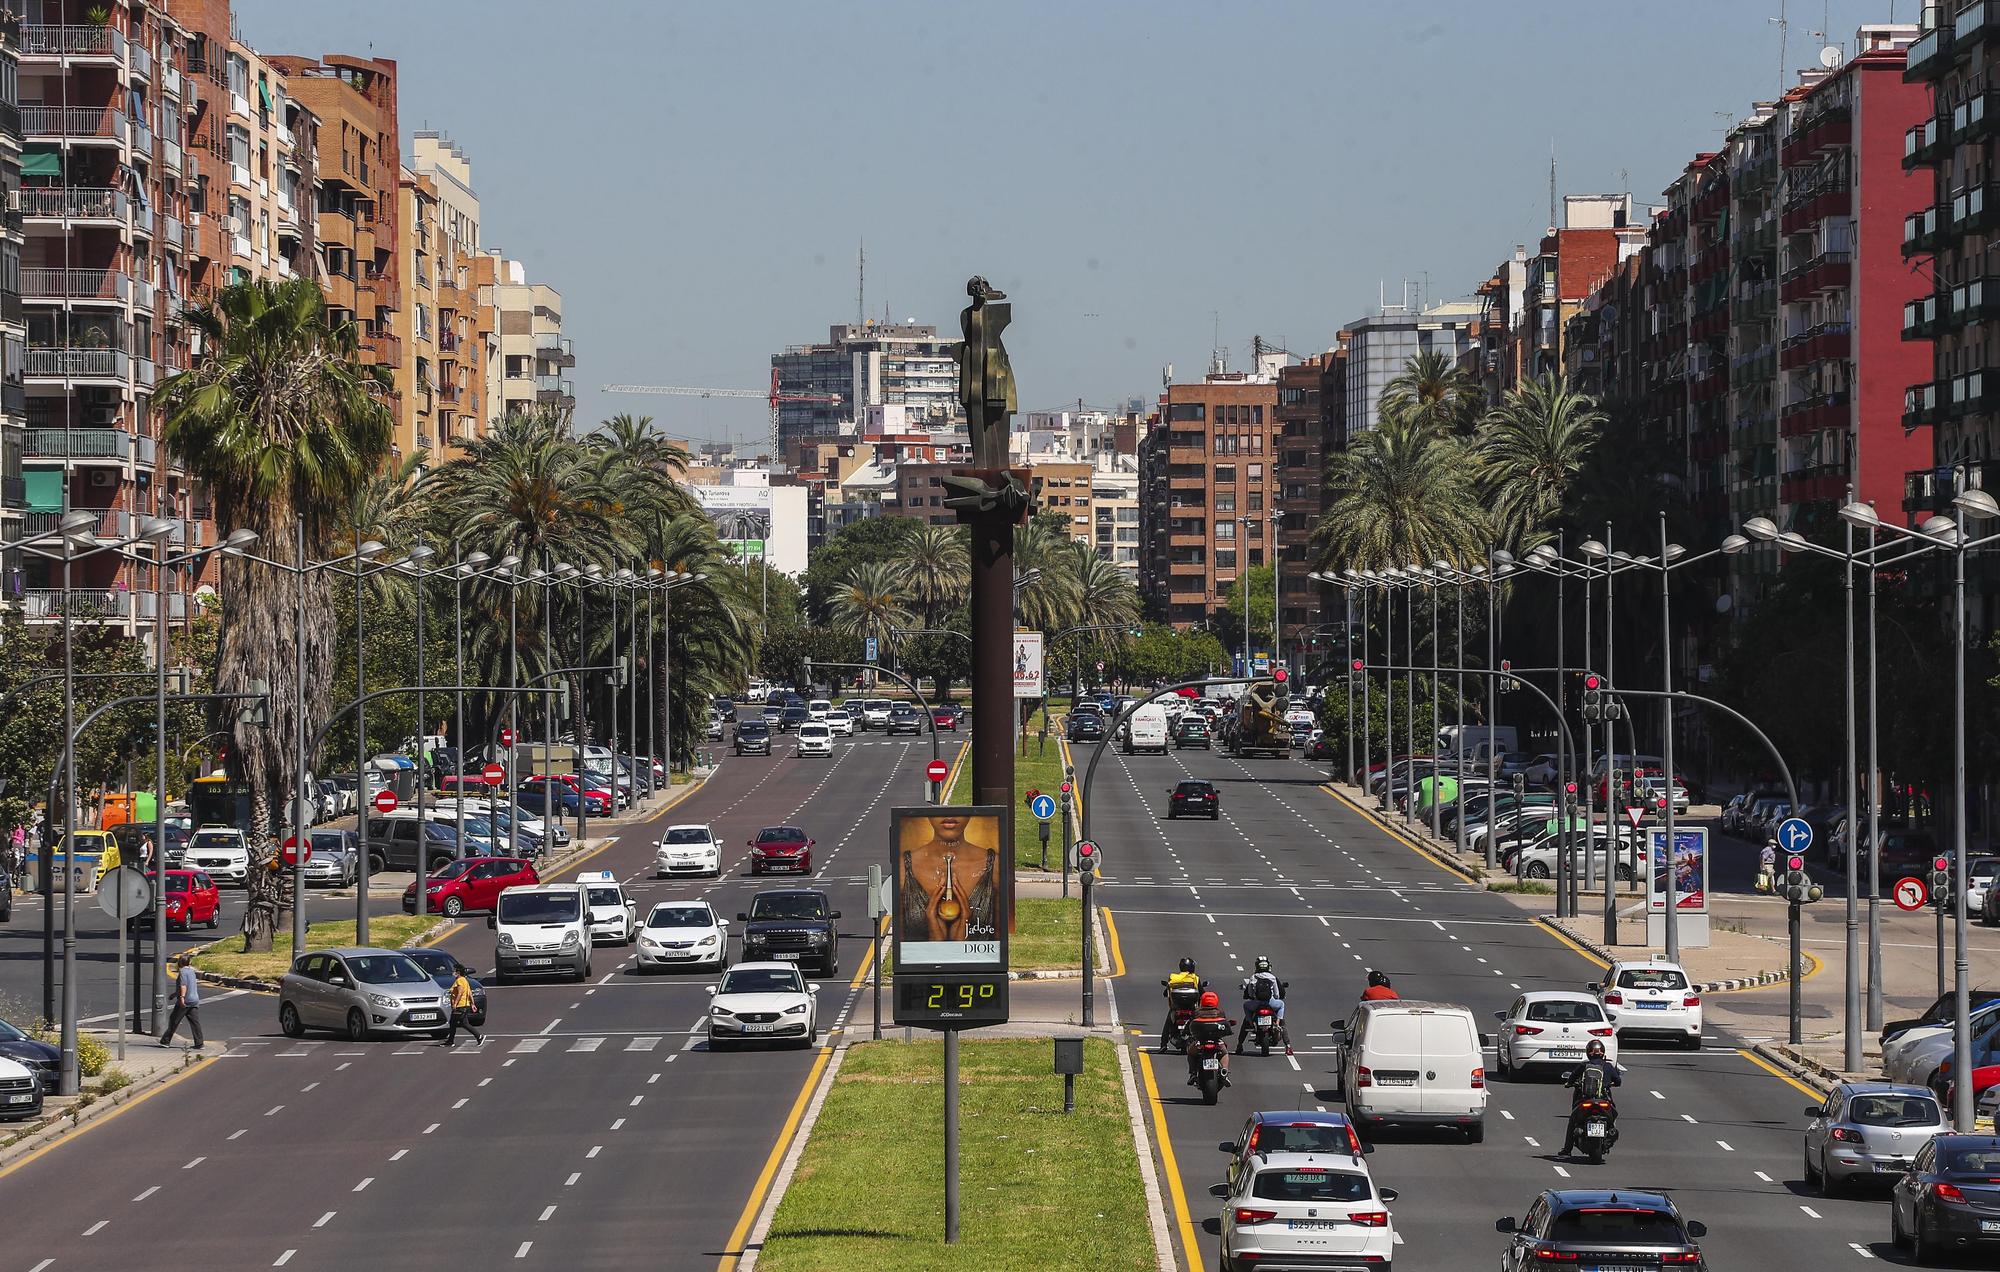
772,952,801,960
1551,1049,1585,1060
1637,1001,1669,1010
523,958,553,967
5,1093,31,1104
1377,1076,1415,1087
407,1011,440,1022
1586,1121,1608,1138
1201,1057,1220,1070
1983,1220,2000,1235
1287,1219,1339,1230
744,1022,781,1033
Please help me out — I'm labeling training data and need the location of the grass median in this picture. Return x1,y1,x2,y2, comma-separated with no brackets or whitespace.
878,897,1082,975
945,708,1073,873
757,1037,1153,1272
189,914,442,982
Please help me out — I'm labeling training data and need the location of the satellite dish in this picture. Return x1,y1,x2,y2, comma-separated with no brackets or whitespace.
1819,45,1843,69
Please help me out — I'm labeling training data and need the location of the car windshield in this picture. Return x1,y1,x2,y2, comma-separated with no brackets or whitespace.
1848,1095,1942,1127
1526,1000,1606,1024
1617,968,1690,991
1944,1147,2000,1173
430,860,475,881
1548,1208,1686,1244
586,886,622,907
740,723,769,735
1250,1169,1371,1202
664,828,713,844
1250,1124,1354,1155
722,968,804,994
750,894,828,920
891,705,915,715
401,950,457,980
758,828,806,843
190,831,240,850
648,906,713,929
345,955,431,986
498,892,581,924
0,1019,26,1042
1973,860,2000,881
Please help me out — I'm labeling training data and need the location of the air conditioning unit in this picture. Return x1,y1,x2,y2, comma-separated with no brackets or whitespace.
89,470,118,487
224,215,243,235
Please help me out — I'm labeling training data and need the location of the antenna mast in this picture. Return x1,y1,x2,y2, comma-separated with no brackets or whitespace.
856,240,865,326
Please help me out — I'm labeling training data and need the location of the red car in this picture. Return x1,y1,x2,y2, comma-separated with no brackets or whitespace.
931,705,963,731
154,869,220,931
748,826,814,875
1947,1064,2000,1111
402,856,539,917
521,774,611,816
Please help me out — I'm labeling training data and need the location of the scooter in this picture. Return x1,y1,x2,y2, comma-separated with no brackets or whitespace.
1241,981,1290,1056
1190,1035,1231,1105
1160,980,1203,1053
1570,1098,1619,1164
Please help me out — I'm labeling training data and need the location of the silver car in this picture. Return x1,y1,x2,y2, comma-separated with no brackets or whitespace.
1804,1081,1949,1193
277,947,452,1042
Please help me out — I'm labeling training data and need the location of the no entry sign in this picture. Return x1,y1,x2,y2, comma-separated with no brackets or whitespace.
926,759,949,784
373,790,398,814
483,763,507,786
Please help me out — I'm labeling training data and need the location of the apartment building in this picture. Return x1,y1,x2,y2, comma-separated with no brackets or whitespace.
770,320,960,452
1137,371,1281,631
392,167,437,456
480,252,572,419
1335,300,1479,449
1274,351,1340,659
1026,457,1093,548
1091,456,1139,581
222,39,305,285
0,18,26,565
409,132,485,451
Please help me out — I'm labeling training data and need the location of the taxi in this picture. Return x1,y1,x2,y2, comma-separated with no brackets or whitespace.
576,870,637,945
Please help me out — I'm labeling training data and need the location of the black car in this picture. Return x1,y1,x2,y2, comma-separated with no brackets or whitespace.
1174,716,1211,749
1497,1190,1707,1270
1306,731,1336,761
779,704,810,733
737,888,841,976
0,1018,59,1088
736,721,774,756
110,821,191,868
1169,780,1220,820
1892,1133,2000,1261
886,704,924,736
398,947,487,1027
1068,711,1107,743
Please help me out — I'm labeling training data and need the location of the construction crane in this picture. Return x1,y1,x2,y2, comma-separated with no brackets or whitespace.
602,370,842,456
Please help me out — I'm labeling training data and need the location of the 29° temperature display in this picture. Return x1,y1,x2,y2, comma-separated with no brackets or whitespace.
892,973,1010,1028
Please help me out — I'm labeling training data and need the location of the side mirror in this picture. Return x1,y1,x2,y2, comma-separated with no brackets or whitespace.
1379,1188,1399,1203
1200,1217,1222,1237
809,839,816,847
1217,1141,1239,1154
705,985,717,995
1686,1221,1707,1239
329,975,349,987
1495,1217,1518,1234
1586,982,1601,992
1493,1010,1507,1021
1804,1106,1824,1118
1207,1183,1229,1199
808,983,821,993
737,913,749,922
830,910,842,919
486,915,496,930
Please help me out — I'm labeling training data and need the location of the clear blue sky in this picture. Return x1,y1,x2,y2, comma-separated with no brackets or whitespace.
236,0,1905,447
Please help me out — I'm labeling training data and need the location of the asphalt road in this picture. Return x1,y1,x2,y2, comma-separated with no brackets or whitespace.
1092,742,1924,1270
0,730,939,1271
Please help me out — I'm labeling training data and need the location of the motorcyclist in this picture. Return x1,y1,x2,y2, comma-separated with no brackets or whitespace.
1559,1038,1623,1160
1162,957,1203,1049
1361,969,1399,1002
1186,988,1235,1085
1238,955,1290,1055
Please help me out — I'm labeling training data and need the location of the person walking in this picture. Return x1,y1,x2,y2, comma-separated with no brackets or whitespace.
159,955,204,1050
440,963,482,1047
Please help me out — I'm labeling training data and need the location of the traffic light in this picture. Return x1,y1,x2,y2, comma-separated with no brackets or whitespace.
614,655,630,688
1581,673,1603,722
238,680,270,727
1511,773,1527,800
1930,854,1952,906
1349,658,1365,691
1499,658,1517,694
1784,854,1824,904
1076,839,1099,876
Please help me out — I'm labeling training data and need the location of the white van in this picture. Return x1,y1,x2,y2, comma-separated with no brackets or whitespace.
1123,703,1170,755
490,882,592,981
1437,724,1517,759
1331,1000,1488,1140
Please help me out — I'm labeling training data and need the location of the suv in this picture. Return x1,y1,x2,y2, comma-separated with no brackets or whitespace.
886,704,924,736
737,888,840,976
363,816,464,876
1214,1147,1396,1271
183,826,250,886
735,720,774,756
1497,1190,1707,1269
1174,714,1211,749
1168,780,1219,819
1067,711,1107,743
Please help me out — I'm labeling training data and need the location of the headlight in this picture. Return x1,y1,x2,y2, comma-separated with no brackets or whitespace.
368,993,398,1010
498,933,516,948
783,1003,807,1016
709,1005,731,1017
697,934,718,946
806,931,827,944
639,937,661,950
561,930,581,947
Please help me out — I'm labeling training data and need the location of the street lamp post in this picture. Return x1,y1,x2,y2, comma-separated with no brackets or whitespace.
1487,550,1515,870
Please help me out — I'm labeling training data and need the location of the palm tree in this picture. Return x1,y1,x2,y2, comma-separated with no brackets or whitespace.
1475,376,1607,549
648,512,758,766
898,523,969,626
1067,553,1140,697
157,277,393,949
831,560,913,644
1314,411,1489,573
1011,516,1086,632
1378,351,1480,436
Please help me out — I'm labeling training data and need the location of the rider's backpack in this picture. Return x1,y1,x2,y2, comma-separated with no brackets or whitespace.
1253,977,1276,1004
1576,1063,1611,1102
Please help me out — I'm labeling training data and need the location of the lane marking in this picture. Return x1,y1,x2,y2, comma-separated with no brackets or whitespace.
1134,1046,1206,1272
1717,1140,1734,1152
390,1149,408,1161
1755,1171,1774,1183
715,1043,837,1272
1737,1047,1830,1101
1552,1165,1570,1178
314,1211,336,1228
228,1129,246,1140
539,1205,556,1222
424,1123,440,1135
274,1253,295,1267
515,1242,533,1259
353,1177,373,1192
133,1186,159,1202
183,1156,205,1170
1800,1205,1822,1219
565,1172,581,1186
83,1220,107,1236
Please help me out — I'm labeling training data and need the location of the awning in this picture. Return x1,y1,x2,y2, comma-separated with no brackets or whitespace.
22,470,62,512
21,148,60,178
256,79,274,113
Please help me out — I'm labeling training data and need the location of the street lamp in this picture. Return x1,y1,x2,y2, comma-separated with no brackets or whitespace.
1837,488,2000,1129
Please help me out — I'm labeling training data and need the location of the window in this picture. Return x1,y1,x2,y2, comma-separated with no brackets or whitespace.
1215,492,1235,513
227,54,248,99
1168,403,1205,421
228,124,250,170
1248,491,1263,511
1248,464,1264,481
1215,466,1236,485
1216,549,1237,571
1253,406,1264,425
1215,522,1236,541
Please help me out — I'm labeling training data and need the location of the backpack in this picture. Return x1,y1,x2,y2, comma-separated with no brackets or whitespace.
1253,977,1276,1004
1576,1063,1610,1101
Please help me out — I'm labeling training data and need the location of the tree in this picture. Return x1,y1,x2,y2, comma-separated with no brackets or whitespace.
157,278,393,951
1378,350,1480,436
1314,410,1488,573
803,517,911,622
898,523,969,628
1475,376,1606,550
830,560,913,644
1214,565,1277,656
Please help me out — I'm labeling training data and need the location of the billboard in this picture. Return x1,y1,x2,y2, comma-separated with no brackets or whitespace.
1012,630,1044,699
891,806,1008,970
1645,826,1708,914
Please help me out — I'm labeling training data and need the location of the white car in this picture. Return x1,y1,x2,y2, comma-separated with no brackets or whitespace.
825,708,856,737
807,699,833,722
1284,707,1316,739
636,901,728,973
1493,991,1618,1078
656,824,721,878
861,699,893,730
707,961,818,1049
576,870,636,945
1592,959,1702,1049
1965,856,2000,916
1510,825,1637,882
1213,1149,1397,1270
184,826,250,886
796,722,833,757
1885,1000,2000,1085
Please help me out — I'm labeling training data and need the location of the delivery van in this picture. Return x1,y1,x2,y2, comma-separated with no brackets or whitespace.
1122,704,1170,755
489,881,592,982
1331,1000,1488,1141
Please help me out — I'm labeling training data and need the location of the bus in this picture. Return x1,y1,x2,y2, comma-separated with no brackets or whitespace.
187,774,255,834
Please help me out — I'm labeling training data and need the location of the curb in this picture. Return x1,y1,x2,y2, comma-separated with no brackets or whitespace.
1534,916,1814,994
1111,1023,1179,1272
1752,1042,1841,1094
0,1044,216,1171
737,1041,850,1271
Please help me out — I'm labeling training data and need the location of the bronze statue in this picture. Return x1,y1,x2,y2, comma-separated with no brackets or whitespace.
945,276,1029,520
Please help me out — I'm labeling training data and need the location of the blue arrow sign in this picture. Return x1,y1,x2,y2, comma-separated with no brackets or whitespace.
1030,793,1057,821
1777,816,1814,854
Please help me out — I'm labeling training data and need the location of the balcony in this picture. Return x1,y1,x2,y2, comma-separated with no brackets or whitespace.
23,268,130,302
1949,276,2000,328
127,43,151,82
20,186,128,224
1954,90,2000,144
25,348,129,382
1949,368,2000,417
164,215,182,249
1961,0,2000,45
21,24,126,60
535,335,575,368
1905,292,1944,340
1908,464,1951,514
22,106,127,144
534,375,575,406
1905,205,1944,257
436,328,460,353
22,427,133,461
1780,249,1851,302
1905,20,1954,82
1952,183,2000,237
23,589,131,620
1907,116,1950,169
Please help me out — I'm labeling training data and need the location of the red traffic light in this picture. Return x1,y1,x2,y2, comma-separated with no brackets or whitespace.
1060,782,1072,795
1351,659,1363,671
1500,659,1512,672
1076,839,1097,859
1787,855,1806,872
1565,782,1577,794
1935,856,1951,872
1583,673,1602,691
1273,668,1288,683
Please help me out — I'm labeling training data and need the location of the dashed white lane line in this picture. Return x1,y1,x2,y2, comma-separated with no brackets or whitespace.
1800,1205,1822,1219
540,1018,562,1035
183,1156,205,1170
565,1172,581,1186
1716,1140,1734,1152
353,1177,374,1193
83,1220,107,1236
1849,1242,1874,1258
1285,1053,1301,1071
1523,1135,1539,1147
314,1211,336,1228
1651,1090,1665,1100
538,1205,557,1222
1680,1113,1697,1124
586,1145,603,1159
29,1261,53,1272
301,1082,319,1092
273,1253,295,1268
1552,1165,1570,1178
424,1122,440,1135
133,1186,159,1202
1500,1110,1515,1121
452,1098,469,1109
390,1149,408,1161
265,1105,284,1117
1755,1171,1774,1183
228,1128,246,1140
629,1094,644,1107
515,1242,533,1259
610,1118,625,1131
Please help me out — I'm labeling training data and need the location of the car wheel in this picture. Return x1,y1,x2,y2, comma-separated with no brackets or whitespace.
1805,1147,1822,1187
1465,1119,1484,1144
1915,1214,1943,1264
345,1009,368,1043
205,914,219,930
1526,862,1551,879
368,853,387,876
1495,1044,1511,1080
1819,1150,1842,1196
1892,1203,1908,1252
442,896,464,918
279,1002,305,1038
1211,810,1220,820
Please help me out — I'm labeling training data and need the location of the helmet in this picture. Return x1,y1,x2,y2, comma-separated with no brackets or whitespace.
1586,1039,1607,1059
1367,970,1391,989
1254,955,1271,974
1198,990,1220,1009
1178,957,1196,974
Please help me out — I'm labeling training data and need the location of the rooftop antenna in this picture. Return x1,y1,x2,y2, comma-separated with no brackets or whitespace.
856,240,865,327
1549,142,1558,232
1770,1,1788,99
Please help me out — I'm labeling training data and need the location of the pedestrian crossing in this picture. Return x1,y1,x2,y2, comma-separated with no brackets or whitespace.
225,1033,688,1058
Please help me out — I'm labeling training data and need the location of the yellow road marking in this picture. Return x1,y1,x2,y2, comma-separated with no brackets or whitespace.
1135,1046,1206,1272
0,1052,219,1183
1536,920,1613,971
1102,906,1128,979
1738,1047,1831,1100
849,916,886,991
1319,782,1472,878
715,1041,836,1271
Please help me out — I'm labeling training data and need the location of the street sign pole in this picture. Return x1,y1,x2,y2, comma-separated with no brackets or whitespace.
944,1026,960,1244
868,864,885,1042
1060,773,1074,900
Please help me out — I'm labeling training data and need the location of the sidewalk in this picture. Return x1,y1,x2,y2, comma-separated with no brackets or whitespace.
0,1027,212,1159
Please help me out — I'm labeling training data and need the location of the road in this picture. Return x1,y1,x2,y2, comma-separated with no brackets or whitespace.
1092,742,1916,1269
0,730,938,1271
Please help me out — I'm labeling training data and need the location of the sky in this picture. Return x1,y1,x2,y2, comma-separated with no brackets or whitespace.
235,0,1908,448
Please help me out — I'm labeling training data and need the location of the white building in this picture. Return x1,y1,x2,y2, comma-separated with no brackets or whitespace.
686,470,809,576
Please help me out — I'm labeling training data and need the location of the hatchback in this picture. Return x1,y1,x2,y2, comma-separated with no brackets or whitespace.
1175,716,1212,749
153,869,221,931
637,900,729,973
278,948,451,1041
749,826,814,875
735,720,774,756
1592,959,1702,1048
1493,991,1617,1078
1067,712,1107,742
1805,1082,1948,1194
1498,1191,1706,1269
1212,1151,1397,1271
1892,1133,2000,1262
1169,780,1220,819
401,856,539,917
398,947,486,1027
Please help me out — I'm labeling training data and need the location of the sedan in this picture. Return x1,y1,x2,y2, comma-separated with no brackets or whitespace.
1168,780,1220,819
637,900,729,973
749,826,814,875
1212,1154,1396,1271
656,823,721,877
707,962,818,1049
1804,1082,1948,1195
1493,992,1617,1079
1892,1133,2000,1262
1593,960,1702,1049
398,947,486,1027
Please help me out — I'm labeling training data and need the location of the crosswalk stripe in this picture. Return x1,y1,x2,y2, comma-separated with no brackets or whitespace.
568,1036,604,1052
625,1036,661,1052
509,1038,548,1054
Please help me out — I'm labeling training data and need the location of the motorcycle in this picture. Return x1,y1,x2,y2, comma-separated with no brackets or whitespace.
1570,1097,1619,1164
1190,1034,1231,1105
1242,980,1290,1056
1159,980,1203,1053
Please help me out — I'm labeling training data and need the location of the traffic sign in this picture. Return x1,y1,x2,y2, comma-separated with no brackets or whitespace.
1094,659,1105,673
373,790,399,814
1776,817,1814,854
279,835,312,866
483,763,507,786
1895,876,1929,911
499,727,515,748
96,865,153,921
1623,806,1646,830
1030,793,1057,821
925,759,949,784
